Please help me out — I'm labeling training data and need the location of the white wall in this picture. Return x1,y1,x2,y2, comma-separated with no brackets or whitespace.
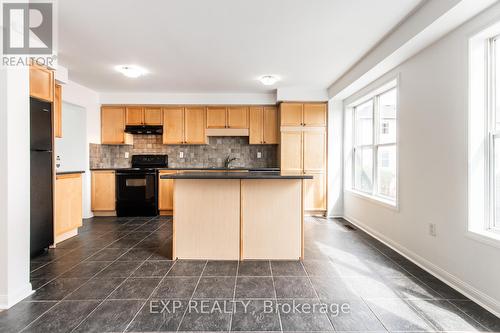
100,92,276,105
55,102,87,172
342,2,500,316
61,80,100,218
0,67,32,309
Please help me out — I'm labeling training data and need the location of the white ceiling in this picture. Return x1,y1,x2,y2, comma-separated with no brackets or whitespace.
58,0,422,93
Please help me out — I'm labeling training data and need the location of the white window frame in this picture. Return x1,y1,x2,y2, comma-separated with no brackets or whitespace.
486,35,500,234
348,81,399,207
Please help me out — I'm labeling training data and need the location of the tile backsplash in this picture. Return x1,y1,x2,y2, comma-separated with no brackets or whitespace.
90,135,278,169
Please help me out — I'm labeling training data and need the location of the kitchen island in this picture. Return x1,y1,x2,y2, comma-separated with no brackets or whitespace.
160,172,313,260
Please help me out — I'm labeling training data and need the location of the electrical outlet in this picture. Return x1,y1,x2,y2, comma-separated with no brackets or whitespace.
124,152,129,159
179,151,184,159
429,223,437,237
257,151,262,159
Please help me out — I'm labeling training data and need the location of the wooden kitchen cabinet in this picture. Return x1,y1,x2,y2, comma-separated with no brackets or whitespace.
280,131,303,173
206,106,249,129
163,107,206,144
304,172,326,211
263,107,278,144
126,106,144,125
249,106,278,144
280,103,303,126
227,107,248,128
281,127,327,213
144,107,163,125
126,106,163,125
30,62,54,102
206,107,227,128
280,102,327,127
91,171,116,212
303,130,326,171
163,107,185,144
101,106,132,144
303,103,327,126
55,173,82,243
54,83,62,138
249,107,264,144
159,170,177,214
184,107,206,144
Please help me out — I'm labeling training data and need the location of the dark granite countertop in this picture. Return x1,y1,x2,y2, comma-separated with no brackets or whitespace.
56,170,85,175
160,171,313,180
91,167,280,172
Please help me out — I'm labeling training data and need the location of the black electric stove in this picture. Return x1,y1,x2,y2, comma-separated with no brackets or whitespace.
115,155,168,216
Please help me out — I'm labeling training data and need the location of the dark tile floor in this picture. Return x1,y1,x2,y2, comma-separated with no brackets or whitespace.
0,216,499,332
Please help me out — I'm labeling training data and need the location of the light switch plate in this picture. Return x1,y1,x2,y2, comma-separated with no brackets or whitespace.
257,151,262,159
179,151,184,159
124,152,129,158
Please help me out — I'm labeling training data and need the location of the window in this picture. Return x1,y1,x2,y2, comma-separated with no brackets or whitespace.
489,36,500,231
352,85,397,203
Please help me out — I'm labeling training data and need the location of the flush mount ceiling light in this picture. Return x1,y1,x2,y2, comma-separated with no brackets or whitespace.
114,65,148,78
259,75,279,86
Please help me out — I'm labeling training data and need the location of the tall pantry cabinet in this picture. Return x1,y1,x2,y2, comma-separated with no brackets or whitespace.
279,103,327,215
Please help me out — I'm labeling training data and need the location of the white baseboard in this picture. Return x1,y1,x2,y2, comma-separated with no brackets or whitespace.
343,214,500,318
0,282,33,309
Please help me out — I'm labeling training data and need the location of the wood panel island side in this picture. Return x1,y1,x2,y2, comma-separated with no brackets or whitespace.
160,172,313,260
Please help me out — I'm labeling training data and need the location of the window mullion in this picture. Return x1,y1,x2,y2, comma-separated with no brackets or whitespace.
373,96,379,197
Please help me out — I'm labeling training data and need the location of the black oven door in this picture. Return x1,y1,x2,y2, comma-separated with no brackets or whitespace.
116,172,157,216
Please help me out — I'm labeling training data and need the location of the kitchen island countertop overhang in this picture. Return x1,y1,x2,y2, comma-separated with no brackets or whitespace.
164,172,313,261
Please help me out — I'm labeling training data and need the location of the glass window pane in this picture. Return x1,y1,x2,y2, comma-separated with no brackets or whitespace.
377,145,397,199
379,89,397,144
355,100,373,145
494,137,500,228
354,147,373,192
496,39,500,131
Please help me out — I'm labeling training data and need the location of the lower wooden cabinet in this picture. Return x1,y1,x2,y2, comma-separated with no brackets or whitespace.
91,171,116,213
55,173,83,243
158,170,177,214
303,172,326,212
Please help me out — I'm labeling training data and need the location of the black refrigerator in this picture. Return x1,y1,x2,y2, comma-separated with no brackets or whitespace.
30,97,54,257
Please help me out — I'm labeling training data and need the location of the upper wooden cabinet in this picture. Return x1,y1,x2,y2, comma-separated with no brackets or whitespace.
144,107,163,125
227,107,248,128
54,83,62,138
206,106,249,129
280,102,327,127
280,103,303,126
30,62,54,102
249,106,278,144
206,107,227,128
303,103,327,126
101,106,132,144
163,107,184,144
185,107,206,144
126,106,143,125
91,170,116,212
163,107,206,144
126,106,163,125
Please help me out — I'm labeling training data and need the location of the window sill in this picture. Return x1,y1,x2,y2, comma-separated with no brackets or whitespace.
466,229,500,250
344,189,399,211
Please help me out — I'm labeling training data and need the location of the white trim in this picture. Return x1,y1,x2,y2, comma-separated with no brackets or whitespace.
343,214,500,318
0,283,33,309
344,188,399,211
466,229,500,250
